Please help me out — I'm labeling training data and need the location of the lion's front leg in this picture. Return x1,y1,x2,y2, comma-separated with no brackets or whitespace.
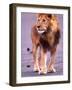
48,47,56,72
32,44,40,72
39,48,47,74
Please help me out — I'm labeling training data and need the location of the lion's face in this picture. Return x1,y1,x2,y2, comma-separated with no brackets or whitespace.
36,14,51,34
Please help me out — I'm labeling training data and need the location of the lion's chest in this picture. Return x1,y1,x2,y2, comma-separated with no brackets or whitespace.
39,31,59,50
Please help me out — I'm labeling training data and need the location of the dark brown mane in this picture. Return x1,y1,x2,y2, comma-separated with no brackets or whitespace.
39,29,60,51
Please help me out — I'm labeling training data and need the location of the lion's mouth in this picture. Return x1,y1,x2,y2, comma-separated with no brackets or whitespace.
37,29,47,34
37,30,45,34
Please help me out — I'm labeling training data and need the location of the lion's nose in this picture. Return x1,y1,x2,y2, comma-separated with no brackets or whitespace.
37,26,40,28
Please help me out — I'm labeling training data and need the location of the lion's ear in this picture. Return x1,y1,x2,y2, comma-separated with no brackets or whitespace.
51,15,57,20
36,13,41,18
48,14,52,18
48,14,56,19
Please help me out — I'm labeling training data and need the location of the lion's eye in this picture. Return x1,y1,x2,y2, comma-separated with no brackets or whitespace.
43,19,45,22
38,19,40,21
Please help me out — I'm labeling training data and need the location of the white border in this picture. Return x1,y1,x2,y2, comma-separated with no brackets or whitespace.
16,7,68,83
